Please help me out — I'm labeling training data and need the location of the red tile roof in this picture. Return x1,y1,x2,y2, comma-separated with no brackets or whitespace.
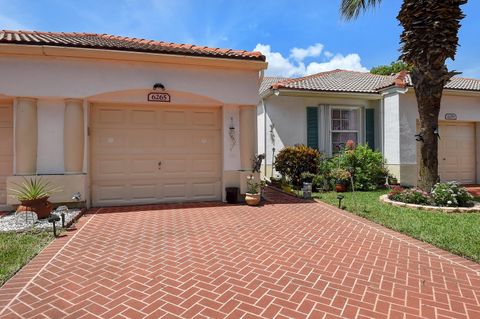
0,30,266,62
261,69,480,94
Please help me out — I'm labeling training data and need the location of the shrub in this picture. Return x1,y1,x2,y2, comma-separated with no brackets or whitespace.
274,145,320,188
388,188,431,205
341,144,387,191
431,182,473,207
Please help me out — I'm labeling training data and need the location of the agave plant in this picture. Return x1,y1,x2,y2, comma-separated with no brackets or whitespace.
9,178,61,201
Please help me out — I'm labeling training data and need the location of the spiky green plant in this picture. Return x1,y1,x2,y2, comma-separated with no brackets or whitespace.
9,178,61,201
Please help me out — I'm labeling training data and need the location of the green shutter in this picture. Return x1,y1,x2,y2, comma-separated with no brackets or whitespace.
365,108,375,149
306,107,318,149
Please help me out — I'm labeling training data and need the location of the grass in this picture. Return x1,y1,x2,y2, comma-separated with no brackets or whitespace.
313,189,480,263
0,231,53,286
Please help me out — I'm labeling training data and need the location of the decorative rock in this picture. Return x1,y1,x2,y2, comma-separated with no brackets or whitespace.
0,209,82,233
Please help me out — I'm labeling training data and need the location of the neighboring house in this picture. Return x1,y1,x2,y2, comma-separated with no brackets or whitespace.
258,69,480,186
0,30,267,209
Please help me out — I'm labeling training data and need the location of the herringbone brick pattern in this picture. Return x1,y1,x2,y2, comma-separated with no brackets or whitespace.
1,190,480,318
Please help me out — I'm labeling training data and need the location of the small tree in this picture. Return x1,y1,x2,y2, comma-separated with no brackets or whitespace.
274,145,320,188
370,61,412,75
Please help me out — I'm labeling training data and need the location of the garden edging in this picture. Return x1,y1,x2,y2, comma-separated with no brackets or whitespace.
379,194,480,213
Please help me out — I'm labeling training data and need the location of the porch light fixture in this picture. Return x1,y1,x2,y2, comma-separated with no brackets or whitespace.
153,83,165,91
229,117,236,150
273,89,280,96
433,127,440,140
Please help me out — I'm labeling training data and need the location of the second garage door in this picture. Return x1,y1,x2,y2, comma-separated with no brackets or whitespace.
438,122,476,184
0,104,13,205
91,104,222,207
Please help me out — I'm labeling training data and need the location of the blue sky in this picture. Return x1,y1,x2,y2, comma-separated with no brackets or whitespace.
1,0,479,78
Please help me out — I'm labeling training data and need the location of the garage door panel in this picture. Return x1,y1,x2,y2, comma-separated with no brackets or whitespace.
91,104,221,206
191,133,221,153
130,183,158,201
192,111,219,128
163,182,188,200
191,157,221,176
131,159,159,175
95,108,127,125
161,158,188,175
131,109,158,126
163,110,188,126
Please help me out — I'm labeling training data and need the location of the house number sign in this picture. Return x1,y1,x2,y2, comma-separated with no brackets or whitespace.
148,92,171,102
445,113,457,120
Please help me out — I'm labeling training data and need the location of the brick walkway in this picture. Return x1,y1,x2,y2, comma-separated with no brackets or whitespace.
1,189,480,318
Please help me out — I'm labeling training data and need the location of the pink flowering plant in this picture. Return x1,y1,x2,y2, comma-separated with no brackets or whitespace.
388,182,473,207
388,187,432,205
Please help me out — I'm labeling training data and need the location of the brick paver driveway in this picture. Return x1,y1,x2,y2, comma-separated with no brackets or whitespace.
1,189,480,319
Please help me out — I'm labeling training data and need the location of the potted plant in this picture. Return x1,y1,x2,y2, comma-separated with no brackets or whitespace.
331,168,350,193
245,175,264,206
9,178,60,219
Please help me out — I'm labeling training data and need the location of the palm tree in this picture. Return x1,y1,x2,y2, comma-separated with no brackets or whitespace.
341,0,467,191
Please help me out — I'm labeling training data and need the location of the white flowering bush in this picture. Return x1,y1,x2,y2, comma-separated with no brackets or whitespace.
431,182,473,207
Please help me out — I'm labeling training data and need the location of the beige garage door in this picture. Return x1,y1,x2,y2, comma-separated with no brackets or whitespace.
0,104,13,205
438,122,476,184
91,104,222,207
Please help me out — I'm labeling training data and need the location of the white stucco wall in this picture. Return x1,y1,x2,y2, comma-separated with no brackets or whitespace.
383,89,480,185
260,93,381,168
399,91,480,165
36,99,65,174
0,55,260,105
223,104,241,171
0,51,264,205
383,93,401,165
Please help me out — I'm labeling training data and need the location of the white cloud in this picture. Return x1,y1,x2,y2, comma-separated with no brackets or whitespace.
0,14,29,30
254,43,306,77
306,53,368,74
254,43,368,77
290,43,323,62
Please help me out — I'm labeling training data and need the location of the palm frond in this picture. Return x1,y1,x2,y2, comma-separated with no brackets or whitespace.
340,0,383,20
8,177,62,201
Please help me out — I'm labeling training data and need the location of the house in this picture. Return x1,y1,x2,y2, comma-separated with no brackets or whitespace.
0,30,267,209
258,69,480,186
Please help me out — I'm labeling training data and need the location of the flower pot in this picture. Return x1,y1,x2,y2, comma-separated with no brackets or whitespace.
17,196,53,219
335,183,347,193
245,193,261,206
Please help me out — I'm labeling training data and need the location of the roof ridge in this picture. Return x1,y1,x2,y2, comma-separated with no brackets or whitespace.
0,30,266,62
272,69,344,89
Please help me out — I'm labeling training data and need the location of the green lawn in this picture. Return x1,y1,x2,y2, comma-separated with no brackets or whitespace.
314,190,480,263
0,232,53,286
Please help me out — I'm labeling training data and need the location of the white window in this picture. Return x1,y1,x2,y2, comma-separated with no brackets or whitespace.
331,108,359,153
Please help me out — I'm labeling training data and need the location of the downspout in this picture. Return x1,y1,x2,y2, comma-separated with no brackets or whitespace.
262,98,267,177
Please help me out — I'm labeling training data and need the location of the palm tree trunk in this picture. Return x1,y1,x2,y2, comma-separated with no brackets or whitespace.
411,67,444,191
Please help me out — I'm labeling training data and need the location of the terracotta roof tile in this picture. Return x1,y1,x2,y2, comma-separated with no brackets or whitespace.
261,70,480,94
260,76,290,94
0,30,266,62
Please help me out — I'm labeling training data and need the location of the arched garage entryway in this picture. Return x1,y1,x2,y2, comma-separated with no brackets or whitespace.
88,89,224,207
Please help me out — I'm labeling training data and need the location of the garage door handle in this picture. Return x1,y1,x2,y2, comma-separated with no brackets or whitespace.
158,161,162,170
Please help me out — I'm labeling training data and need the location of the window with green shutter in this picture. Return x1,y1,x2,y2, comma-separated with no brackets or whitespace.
365,108,375,149
306,107,318,149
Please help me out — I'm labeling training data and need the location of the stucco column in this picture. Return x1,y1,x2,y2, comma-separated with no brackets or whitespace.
15,98,38,175
64,99,84,174
240,105,256,170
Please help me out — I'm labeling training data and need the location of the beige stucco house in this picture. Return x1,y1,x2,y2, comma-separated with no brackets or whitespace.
0,30,267,209
258,69,480,186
